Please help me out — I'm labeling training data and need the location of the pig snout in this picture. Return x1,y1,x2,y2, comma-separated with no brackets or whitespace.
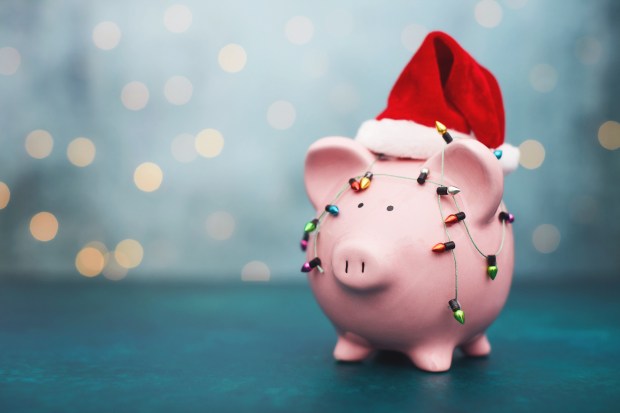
332,239,391,291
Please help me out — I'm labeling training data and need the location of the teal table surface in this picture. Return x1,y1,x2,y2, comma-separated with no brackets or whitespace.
0,277,619,413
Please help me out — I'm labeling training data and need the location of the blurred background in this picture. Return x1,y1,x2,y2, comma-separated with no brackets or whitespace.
0,0,618,282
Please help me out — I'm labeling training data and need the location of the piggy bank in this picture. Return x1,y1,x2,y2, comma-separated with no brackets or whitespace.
300,31,518,372
302,136,514,372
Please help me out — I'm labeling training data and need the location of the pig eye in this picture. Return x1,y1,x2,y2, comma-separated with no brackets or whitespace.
387,205,394,211
358,202,364,208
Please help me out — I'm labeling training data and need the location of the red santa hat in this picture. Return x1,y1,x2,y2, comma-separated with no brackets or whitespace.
355,31,519,174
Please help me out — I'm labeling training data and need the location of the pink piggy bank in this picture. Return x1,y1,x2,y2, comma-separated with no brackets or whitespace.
300,32,518,372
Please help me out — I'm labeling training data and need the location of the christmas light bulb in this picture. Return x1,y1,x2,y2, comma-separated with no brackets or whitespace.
300,232,309,251
494,149,503,159
445,212,466,224
304,218,319,232
417,168,429,185
360,172,373,190
453,310,465,324
325,204,339,216
487,255,498,280
301,257,322,273
437,186,460,196
349,178,360,192
435,120,453,144
499,212,514,223
435,121,447,134
432,241,456,252
449,299,465,324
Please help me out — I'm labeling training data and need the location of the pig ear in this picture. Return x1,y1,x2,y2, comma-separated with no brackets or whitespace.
305,137,376,210
423,139,504,224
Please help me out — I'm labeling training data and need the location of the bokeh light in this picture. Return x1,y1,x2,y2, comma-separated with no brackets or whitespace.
206,211,235,240
529,64,558,93
164,75,193,105
285,16,314,45
241,260,271,282
218,44,247,73
121,81,149,111
67,137,96,167
0,182,10,209
519,139,546,169
301,50,329,78
164,4,193,33
102,253,129,281
267,100,296,130
25,129,54,159
195,129,224,158
598,120,620,151
575,36,603,65
30,212,59,242
171,133,198,163
532,224,561,254
475,0,503,28
134,162,163,192
401,24,428,52
92,21,122,50
0,46,21,75
75,246,105,277
114,239,144,269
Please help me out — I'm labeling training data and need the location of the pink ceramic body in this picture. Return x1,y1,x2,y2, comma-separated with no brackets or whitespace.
304,137,514,372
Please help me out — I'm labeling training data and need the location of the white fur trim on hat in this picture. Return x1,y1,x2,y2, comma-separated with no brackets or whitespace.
355,118,469,160
355,118,520,175
497,143,520,176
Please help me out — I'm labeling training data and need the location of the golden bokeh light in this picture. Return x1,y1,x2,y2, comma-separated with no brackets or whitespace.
29,211,59,242
529,64,558,93
103,253,129,281
114,239,144,269
218,44,247,73
164,75,193,105
67,137,96,167
25,129,54,159
75,246,105,277
164,4,193,33
134,162,163,192
92,21,122,50
518,139,546,169
0,181,9,209
285,16,314,45
474,0,503,29
241,261,271,282
121,81,149,111
84,241,109,256
195,129,224,158
532,224,561,254
598,120,620,151
206,211,235,240
267,100,296,130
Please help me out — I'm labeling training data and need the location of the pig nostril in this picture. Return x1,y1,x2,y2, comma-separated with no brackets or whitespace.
362,262,365,273
345,260,348,274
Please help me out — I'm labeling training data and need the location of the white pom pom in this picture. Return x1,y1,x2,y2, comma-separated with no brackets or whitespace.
498,143,520,175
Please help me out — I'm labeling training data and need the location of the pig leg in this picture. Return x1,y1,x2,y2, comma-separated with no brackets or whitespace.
460,334,491,357
333,332,374,362
406,345,454,372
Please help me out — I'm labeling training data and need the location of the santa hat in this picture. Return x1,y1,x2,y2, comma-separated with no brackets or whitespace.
355,31,519,175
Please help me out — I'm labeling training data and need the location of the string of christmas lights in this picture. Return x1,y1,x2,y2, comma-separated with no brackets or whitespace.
300,121,513,325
